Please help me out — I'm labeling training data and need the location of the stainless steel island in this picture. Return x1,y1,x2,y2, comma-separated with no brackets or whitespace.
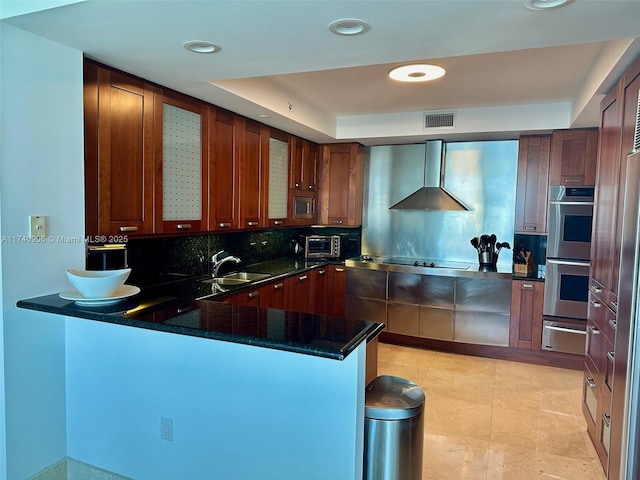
345,256,513,347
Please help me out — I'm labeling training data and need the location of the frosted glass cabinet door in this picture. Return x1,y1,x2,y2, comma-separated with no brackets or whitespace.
156,93,207,233
268,135,289,226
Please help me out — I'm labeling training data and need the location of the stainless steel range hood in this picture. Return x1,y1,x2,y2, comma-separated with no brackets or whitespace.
389,140,471,211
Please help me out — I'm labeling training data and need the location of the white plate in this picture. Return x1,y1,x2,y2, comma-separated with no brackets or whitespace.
59,285,140,306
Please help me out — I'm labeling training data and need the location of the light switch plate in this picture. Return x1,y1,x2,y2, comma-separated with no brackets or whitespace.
29,215,46,237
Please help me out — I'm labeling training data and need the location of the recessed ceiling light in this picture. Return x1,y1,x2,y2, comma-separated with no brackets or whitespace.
328,18,371,36
183,41,221,54
388,64,446,83
523,0,573,10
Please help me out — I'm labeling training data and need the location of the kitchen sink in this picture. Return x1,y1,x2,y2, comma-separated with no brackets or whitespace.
222,272,272,281
201,272,272,286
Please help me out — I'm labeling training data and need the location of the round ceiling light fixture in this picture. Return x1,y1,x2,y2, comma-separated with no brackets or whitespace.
328,18,371,36
523,0,574,10
183,40,221,54
388,64,446,83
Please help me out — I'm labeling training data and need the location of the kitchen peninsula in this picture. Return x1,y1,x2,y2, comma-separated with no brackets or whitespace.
17,264,383,480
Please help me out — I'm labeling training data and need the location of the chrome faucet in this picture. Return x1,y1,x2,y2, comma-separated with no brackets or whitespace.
211,250,241,277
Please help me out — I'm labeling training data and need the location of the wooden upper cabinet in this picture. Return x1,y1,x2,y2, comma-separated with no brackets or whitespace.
514,136,550,234
267,129,290,227
84,61,156,237
154,91,208,234
549,128,599,186
317,143,366,226
238,119,268,229
208,108,239,231
290,137,318,192
590,85,623,296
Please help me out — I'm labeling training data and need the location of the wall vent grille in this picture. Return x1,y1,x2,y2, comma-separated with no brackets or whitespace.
424,111,456,130
634,92,640,152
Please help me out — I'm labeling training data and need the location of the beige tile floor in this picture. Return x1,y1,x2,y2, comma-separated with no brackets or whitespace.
377,342,608,480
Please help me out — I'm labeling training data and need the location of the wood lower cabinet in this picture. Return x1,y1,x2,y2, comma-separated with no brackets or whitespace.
287,271,313,313
312,267,329,315
328,265,346,316
509,280,544,350
84,60,156,236
260,280,286,309
317,143,366,226
549,128,598,186
514,136,550,233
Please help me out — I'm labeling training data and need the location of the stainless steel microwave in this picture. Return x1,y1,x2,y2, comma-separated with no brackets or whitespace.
304,235,341,259
292,195,315,219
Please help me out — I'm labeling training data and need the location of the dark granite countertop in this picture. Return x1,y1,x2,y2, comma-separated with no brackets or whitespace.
17,257,383,361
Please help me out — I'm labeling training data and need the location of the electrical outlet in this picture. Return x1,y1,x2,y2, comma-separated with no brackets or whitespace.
29,215,46,237
160,416,173,441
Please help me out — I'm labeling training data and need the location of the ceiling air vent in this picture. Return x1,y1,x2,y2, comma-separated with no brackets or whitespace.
424,111,456,130
633,92,640,152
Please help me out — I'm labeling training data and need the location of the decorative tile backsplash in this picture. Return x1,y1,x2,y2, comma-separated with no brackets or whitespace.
126,227,361,287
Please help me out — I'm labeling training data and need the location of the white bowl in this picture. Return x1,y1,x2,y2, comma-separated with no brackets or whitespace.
65,268,131,299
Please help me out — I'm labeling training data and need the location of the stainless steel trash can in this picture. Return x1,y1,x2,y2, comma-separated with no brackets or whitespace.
363,375,425,480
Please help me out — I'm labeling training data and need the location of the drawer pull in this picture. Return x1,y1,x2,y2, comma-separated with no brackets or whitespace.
248,291,259,298
523,225,537,231
590,300,601,308
318,269,326,275
247,221,259,227
176,224,192,230
332,220,344,224
119,226,138,233
299,275,308,281
273,283,284,290
586,377,596,389
610,301,618,310
218,222,231,228
588,325,601,335
590,285,602,294
607,351,615,362
609,318,617,330
603,413,611,427
522,283,534,289
335,267,345,272
564,178,582,184
273,220,284,225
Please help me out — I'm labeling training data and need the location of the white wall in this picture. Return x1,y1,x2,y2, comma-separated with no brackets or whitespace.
65,316,366,480
0,23,85,479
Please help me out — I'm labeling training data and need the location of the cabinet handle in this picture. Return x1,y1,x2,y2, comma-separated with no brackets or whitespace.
295,182,301,188
609,318,617,330
564,178,582,184
585,376,597,389
218,222,231,228
523,225,537,231
590,285,603,294
335,267,344,272
522,283,534,289
590,300,601,308
176,224,192,230
603,413,611,427
607,351,615,362
119,226,138,233
610,301,618,310
273,283,284,290
247,221,258,227
299,275,308,281
332,220,344,224
318,269,326,275
588,325,601,335
248,291,259,298
308,185,314,190
273,220,284,225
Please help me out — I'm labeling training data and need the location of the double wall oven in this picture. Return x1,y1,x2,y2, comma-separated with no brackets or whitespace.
542,186,593,353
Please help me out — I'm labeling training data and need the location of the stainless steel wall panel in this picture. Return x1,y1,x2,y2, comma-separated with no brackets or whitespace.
419,306,454,340
363,141,518,267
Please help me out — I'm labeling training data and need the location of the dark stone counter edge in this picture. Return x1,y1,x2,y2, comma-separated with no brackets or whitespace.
16,296,385,362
